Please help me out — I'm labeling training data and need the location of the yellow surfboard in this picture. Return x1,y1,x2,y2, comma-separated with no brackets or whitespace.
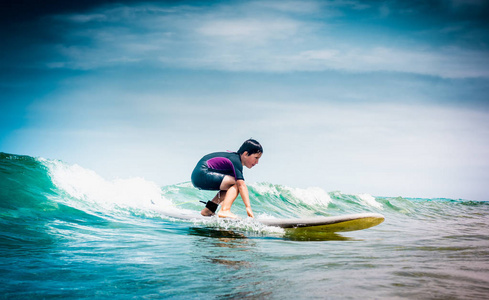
259,213,385,232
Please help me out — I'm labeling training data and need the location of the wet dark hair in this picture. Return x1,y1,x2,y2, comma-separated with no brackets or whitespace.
237,139,263,155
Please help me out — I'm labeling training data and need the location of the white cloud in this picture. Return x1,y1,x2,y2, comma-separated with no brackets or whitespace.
198,18,299,42
44,1,489,78
251,0,322,13
63,13,108,23
292,46,489,78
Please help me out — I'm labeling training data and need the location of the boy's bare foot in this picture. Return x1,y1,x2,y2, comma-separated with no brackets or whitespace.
217,210,238,219
200,207,215,216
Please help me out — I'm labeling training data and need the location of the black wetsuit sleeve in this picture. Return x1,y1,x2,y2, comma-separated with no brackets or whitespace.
230,153,244,181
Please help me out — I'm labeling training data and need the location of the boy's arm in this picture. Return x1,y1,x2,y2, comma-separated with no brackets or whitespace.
236,180,254,218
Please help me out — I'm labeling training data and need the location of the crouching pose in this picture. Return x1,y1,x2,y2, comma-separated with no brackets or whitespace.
191,139,263,219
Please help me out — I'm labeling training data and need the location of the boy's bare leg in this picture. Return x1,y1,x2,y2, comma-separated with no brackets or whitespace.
200,190,226,216
217,184,239,219
201,176,238,217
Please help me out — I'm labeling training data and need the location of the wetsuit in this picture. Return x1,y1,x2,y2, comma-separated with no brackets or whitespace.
191,152,244,191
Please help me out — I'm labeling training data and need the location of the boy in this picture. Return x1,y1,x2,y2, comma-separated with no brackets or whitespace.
191,139,263,218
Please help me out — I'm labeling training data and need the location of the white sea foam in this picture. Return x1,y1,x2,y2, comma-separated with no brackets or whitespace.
331,190,382,209
42,159,176,216
249,182,281,197
250,182,332,207
256,212,278,220
192,216,285,234
286,186,332,207
357,193,383,209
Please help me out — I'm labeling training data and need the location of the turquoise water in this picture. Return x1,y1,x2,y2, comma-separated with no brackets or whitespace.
1,152,488,299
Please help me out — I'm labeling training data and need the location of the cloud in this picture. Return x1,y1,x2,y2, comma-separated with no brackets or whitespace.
250,0,324,14
294,46,489,78
198,18,299,42
33,1,488,79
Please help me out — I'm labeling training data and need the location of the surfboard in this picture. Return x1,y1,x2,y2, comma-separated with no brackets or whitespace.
163,210,384,233
259,213,385,232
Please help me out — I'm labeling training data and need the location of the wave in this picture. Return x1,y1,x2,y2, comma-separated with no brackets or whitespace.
1,152,486,233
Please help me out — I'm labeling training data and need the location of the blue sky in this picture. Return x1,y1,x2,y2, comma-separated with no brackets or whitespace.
1,0,489,200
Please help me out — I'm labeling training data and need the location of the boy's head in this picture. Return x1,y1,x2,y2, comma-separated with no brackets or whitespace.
237,139,263,156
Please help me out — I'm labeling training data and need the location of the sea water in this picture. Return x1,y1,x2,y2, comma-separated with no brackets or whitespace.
1,152,488,299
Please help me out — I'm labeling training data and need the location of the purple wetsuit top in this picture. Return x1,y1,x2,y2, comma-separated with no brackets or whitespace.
191,152,244,190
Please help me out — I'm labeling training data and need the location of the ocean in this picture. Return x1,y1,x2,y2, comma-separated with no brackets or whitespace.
1,152,488,299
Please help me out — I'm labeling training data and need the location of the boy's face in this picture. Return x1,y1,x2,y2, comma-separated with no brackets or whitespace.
241,151,262,169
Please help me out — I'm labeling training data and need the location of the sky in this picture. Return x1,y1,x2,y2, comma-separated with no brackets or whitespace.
1,0,489,201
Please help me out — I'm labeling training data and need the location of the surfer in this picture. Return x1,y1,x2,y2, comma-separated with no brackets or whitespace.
191,139,263,219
